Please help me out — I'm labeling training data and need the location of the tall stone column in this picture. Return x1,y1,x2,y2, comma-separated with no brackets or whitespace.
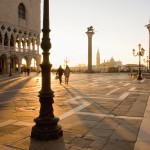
145,22,150,73
86,26,94,73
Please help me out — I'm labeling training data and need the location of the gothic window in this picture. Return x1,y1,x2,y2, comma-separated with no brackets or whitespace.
18,3,26,19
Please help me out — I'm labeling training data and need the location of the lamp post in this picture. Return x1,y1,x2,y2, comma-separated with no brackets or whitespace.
143,56,149,73
31,0,63,140
64,57,69,68
132,44,145,80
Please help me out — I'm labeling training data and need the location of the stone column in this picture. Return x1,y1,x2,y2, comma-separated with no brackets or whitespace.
23,37,27,52
1,33,5,50
28,37,31,52
13,35,16,51
86,26,94,73
7,33,12,75
7,58,10,74
18,63,21,73
18,36,21,52
146,23,150,73
36,38,40,54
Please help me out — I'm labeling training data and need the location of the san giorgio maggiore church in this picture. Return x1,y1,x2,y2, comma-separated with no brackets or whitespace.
92,49,123,72
0,0,41,74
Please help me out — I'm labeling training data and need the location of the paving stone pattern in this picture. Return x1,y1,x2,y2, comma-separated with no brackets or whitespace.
0,73,149,150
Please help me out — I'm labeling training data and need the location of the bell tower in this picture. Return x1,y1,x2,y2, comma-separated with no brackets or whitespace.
96,49,100,66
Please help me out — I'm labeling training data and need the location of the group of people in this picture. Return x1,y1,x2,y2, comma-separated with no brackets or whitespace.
22,67,30,76
56,65,71,84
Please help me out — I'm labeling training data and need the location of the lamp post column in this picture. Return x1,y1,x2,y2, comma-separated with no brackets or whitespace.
137,50,142,80
132,44,145,80
31,0,63,140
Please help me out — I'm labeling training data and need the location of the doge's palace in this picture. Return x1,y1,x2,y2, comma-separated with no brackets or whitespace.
0,0,41,74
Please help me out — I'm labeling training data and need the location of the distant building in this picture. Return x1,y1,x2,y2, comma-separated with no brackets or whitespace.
0,0,41,74
93,48,123,72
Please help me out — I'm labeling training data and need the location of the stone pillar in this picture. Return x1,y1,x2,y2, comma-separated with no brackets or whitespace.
18,60,22,73
18,37,21,52
86,26,94,73
1,33,5,50
13,35,16,51
36,38,40,54
28,37,31,52
32,38,35,51
7,33,12,75
146,23,150,73
7,58,10,74
23,37,27,52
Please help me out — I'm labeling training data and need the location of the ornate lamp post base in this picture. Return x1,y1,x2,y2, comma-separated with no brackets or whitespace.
31,64,63,140
137,76,142,80
31,117,63,140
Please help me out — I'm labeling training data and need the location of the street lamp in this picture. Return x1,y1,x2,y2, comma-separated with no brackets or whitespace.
143,56,150,73
64,57,69,68
132,44,145,80
31,0,63,140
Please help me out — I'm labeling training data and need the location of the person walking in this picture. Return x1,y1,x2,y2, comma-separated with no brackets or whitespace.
27,67,30,76
64,65,71,85
56,65,64,84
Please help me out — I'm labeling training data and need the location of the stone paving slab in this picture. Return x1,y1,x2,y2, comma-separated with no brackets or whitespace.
0,73,150,150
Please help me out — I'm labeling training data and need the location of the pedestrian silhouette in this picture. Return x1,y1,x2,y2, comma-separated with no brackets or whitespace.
56,65,64,84
64,65,71,85
27,67,30,76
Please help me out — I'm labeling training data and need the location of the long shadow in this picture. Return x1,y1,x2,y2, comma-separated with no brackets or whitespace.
0,73,39,106
0,76,24,89
57,74,149,149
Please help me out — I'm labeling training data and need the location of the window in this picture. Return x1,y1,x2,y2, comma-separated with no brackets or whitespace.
18,3,25,19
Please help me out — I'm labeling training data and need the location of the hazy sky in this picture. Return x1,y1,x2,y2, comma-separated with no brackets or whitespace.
40,0,150,68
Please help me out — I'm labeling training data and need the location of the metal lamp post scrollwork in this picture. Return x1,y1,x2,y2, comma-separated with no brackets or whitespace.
132,44,145,80
31,0,63,140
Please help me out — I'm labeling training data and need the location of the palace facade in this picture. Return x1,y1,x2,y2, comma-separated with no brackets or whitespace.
0,0,41,74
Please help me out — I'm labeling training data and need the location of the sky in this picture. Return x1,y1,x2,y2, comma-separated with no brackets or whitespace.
40,0,150,68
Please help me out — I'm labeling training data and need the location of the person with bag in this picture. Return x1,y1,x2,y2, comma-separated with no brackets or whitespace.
64,65,71,85
56,65,64,84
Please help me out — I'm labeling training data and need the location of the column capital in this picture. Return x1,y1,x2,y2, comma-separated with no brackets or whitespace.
85,31,95,38
145,24,150,33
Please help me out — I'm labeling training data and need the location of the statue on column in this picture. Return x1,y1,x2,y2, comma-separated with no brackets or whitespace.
87,26,94,32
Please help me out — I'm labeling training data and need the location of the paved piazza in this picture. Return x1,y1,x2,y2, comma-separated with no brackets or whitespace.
0,72,150,150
